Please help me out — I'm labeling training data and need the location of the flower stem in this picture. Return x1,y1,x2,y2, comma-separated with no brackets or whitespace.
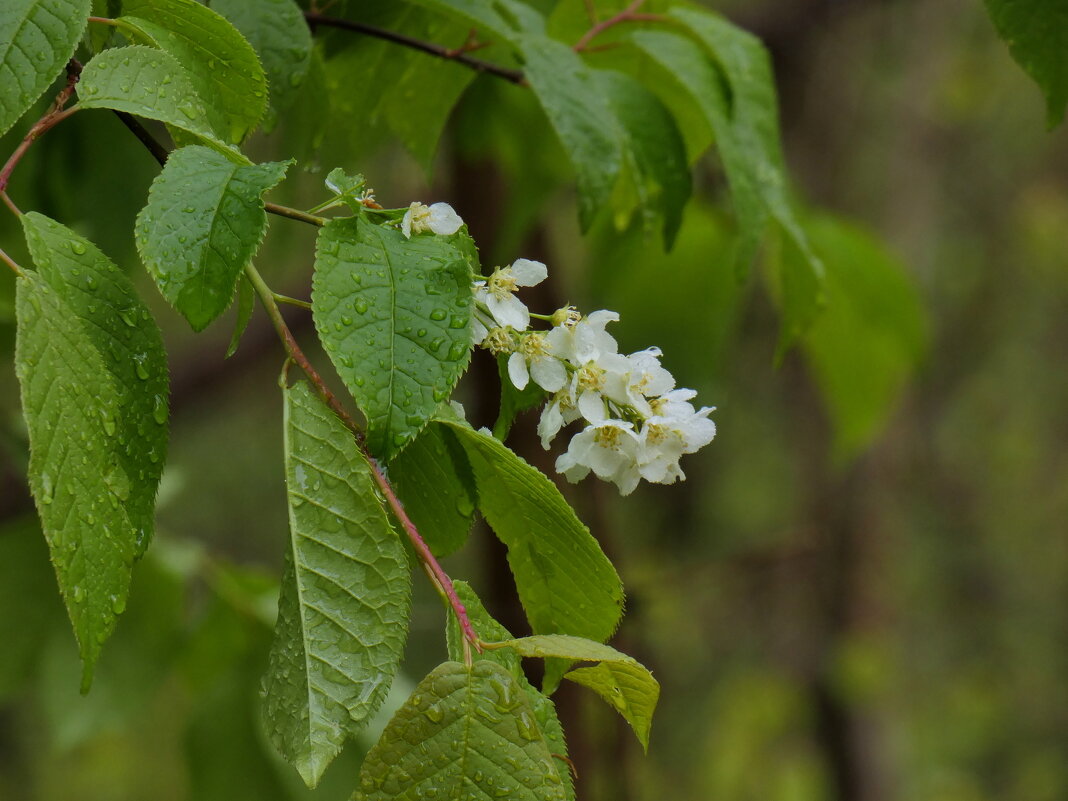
0,245,22,275
243,263,482,651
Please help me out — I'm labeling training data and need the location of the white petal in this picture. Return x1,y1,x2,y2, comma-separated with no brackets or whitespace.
578,391,606,423
487,294,530,330
530,357,567,392
471,317,489,344
428,203,463,235
612,464,641,495
509,258,548,287
507,352,530,389
538,402,564,449
401,210,414,239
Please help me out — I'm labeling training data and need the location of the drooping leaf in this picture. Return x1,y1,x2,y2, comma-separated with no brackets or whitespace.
263,381,412,787
119,0,268,143
634,18,824,354
491,634,660,750
311,217,474,461
436,420,624,646
516,34,623,230
983,0,1068,126
388,424,476,558
135,145,290,331
565,662,659,751
445,582,575,800
353,661,568,801
21,212,169,555
225,274,255,358
77,45,238,156
596,69,691,248
0,0,91,137
798,214,927,459
321,5,475,171
14,214,169,687
208,0,312,119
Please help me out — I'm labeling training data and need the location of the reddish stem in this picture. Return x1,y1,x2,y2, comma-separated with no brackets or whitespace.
0,245,21,275
573,0,664,51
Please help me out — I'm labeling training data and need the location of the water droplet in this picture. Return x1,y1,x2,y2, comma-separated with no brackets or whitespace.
392,433,407,447
446,341,467,361
354,299,369,314
416,328,428,338
85,275,98,291
39,473,54,504
354,376,365,387
119,307,138,327
515,711,540,741
101,412,116,436
152,395,168,425
424,703,444,723
449,315,468,329
428,337,444,353
456,495,474,517
110,593,126,614
133,353,150,380
72,585,85,603
341,315,353,326
69,240,87,255
429,308,447,321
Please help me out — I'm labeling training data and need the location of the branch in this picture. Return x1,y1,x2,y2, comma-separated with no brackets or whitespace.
0,60,83,208
304,11,527,86
243,264,481,650
113,113,325,227
573,0,665,51
0,245,22,275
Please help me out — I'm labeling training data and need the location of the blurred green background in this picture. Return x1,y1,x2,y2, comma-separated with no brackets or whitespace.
2,0,1068,799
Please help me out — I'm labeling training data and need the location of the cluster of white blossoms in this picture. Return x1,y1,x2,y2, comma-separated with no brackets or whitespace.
471,257,717,495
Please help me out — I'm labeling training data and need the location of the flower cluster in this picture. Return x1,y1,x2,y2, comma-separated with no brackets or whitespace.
472,257,716,496
397,201,717,494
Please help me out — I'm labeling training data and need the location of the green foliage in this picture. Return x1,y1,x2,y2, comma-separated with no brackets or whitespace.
206,0,312,122
353,661,568,801
984,0,1068,126
799,215,927,459
135,145,290,331
77,45,234,154
388,424,476,558
14,213,168,687
311,217,474,461
438,420,625,646
263,381,412,787
0,0,90,137
118,0,267,143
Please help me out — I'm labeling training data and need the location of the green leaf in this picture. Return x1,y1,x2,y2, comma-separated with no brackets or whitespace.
119,0,268,142
207,0,312,119
225,274,255,358
491,634,660,750
321,6,475,171
798,214,927,459
135,145,290,331
634,17,824,353
445,582,575,800
565,662,659,751
263,381,412,787
596,69,691,248
311,217,474,461
15,213,169,687
984,0,1068,126
0,0,91,137
406,0,543,39
388,424,476,558
353,661,568,801
77,45,238,156
436,420,624,646
516,34,622,230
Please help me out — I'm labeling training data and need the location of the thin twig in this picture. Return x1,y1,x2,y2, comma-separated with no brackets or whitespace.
0,245,22,275
304,12,526,86
243,263,481,650
1,192,20,217
573,0,664,51
0,60,82,198
113,113,325,227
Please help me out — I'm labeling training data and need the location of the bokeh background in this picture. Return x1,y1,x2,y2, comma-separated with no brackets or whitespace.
2,0,1068,799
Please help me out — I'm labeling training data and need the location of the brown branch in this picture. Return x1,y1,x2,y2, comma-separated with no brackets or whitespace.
573,0,665,51
0,60,82,200
243,264,481,650
304,11,527,86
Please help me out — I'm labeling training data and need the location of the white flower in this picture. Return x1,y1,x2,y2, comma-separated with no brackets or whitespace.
401,201,463,238
472,258,547,332
507,332,567,392
601,348,675,417
545,309,619,366
556,420,642,495
538,388,584,448
635,404,716,484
